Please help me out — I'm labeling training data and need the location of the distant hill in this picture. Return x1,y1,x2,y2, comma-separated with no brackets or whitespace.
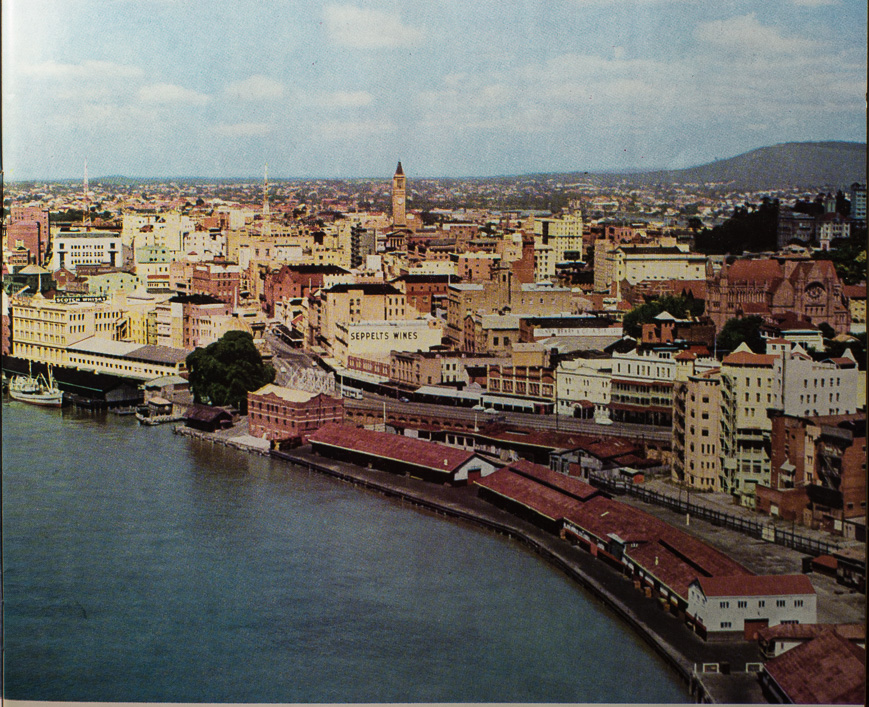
608,141,867,191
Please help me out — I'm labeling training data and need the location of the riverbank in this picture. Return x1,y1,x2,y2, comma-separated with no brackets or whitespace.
175,423,775,703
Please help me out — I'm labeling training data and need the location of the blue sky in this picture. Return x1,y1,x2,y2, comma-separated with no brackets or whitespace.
2,0,866,180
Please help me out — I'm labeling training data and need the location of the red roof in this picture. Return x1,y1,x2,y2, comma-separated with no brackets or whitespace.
501,459,599,501
722,351,778,367
308,424,476,473
697,574,815,597
758,622,865,643
763,630,866,704
475,468,579,521
843,284,866,299
726,259,783,282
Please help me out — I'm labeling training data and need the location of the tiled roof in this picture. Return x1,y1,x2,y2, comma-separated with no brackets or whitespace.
500,459,599,501
763,630,866,704
308,424,476,473
475,469,579,522
696,574,815,597
726,259,783,282
758,622,865,643
722,351,778,367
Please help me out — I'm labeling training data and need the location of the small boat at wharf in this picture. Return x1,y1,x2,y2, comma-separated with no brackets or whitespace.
8,365,64,407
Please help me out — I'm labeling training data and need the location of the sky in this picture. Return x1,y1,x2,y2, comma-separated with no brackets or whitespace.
2,0,866,180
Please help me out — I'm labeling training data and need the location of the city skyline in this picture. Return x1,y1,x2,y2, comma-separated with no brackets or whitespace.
2,0,866,181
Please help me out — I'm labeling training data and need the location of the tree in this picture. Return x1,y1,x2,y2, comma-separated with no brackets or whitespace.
716,316,765,354
622,295,705,338
186,331,275,414
695,198,779,254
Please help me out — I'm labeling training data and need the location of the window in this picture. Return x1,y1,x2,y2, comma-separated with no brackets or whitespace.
776,600,786,608
758,600,765,608
737,601,747,608
794,600,803,607
719,601,729,609
720,622,732,629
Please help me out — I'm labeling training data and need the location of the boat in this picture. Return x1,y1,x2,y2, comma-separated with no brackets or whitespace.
8,365,64,407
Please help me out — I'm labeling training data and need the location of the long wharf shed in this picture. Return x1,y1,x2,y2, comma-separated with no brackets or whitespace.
472,459,799,633
308,423,499,484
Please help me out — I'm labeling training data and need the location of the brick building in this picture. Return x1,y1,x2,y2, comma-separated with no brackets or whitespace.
247,384,344,445
706,258,851,334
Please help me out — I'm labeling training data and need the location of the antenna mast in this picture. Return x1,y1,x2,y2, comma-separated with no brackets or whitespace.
262,164,271,238
83,159,91,231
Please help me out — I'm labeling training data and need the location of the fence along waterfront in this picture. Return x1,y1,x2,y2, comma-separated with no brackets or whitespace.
587,473,841,557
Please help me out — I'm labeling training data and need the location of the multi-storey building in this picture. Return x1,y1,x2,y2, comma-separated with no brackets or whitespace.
315,282,407,348
6,211,50,266
687,575,817,641
850,182,866,223
335,317,444,366
189,261,242,304
555,355,612,418
247,385,344,444
606,244,707,299
10,292,127,366
121,212,194,254
672,354,723,491
719,346,782,506
450,251,501,282
532,213,583,281
135,245,174,292
393,273,450,316
610,346,717,427
758,411,867,532
50,230,122,272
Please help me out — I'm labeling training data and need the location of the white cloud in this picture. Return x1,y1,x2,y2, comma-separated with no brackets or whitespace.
694,13,816,55
137,83,210,105
213,122,273,137
314,118,394,139
224,75,285,101
22,60,145,80
324,4,423,49
316,90,374,108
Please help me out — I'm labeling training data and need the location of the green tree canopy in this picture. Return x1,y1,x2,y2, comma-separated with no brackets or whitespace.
716,315,766,354
694,198,779,254
622,295,705,338
186,331,275,414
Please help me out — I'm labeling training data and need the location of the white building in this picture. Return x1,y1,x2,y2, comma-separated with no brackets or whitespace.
334,317,444,364
51,230,122,272
555,357,612,417
687,575,817,640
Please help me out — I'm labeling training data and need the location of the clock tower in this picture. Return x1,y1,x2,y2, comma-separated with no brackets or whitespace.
392,161,407,230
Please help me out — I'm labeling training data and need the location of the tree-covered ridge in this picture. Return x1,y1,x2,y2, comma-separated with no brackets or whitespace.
186,331,275,414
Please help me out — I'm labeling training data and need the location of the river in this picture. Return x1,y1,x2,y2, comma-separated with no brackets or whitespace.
2,399,687,703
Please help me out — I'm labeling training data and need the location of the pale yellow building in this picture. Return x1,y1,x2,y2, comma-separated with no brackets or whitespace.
533,213,583,281
11,292,127,366
608,244,707,298
672,354,723,491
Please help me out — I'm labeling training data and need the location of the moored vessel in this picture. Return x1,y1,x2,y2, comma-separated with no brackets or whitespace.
8,365,64,407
